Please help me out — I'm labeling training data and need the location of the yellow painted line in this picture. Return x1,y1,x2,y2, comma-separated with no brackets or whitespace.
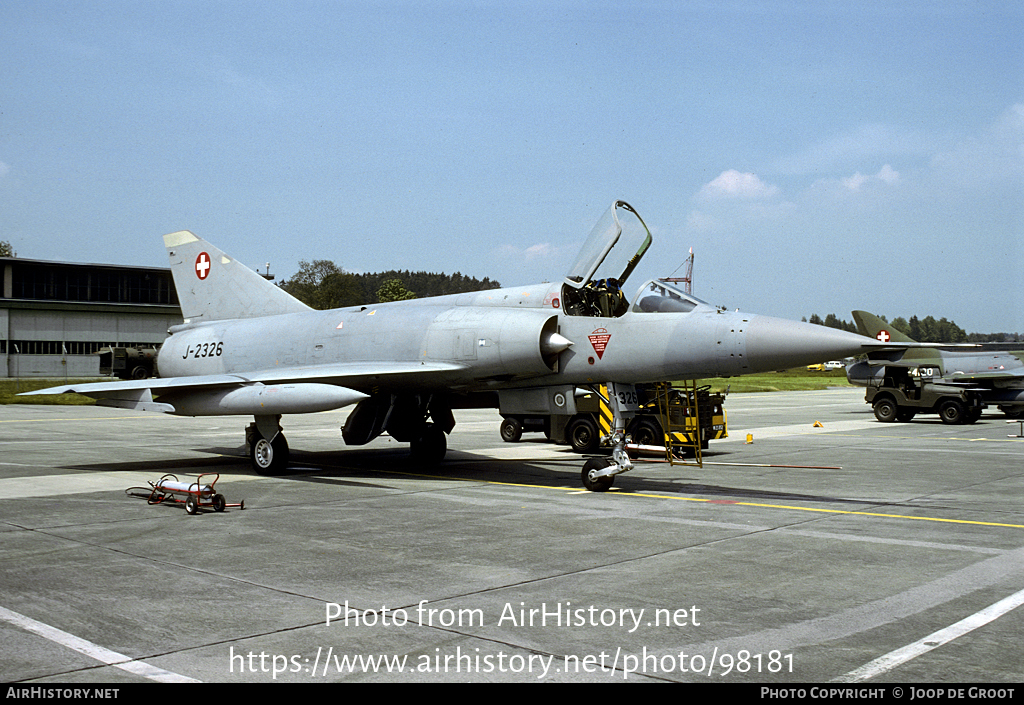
347,466,1024,530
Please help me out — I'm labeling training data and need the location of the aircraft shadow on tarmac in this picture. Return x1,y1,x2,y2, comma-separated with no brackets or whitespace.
58,441,926,511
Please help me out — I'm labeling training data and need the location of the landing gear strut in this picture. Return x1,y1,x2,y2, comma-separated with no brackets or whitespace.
580,382,637,491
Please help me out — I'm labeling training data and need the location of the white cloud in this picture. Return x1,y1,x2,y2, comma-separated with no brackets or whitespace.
698,170,780,200
497,241,569,261
774,124,937,176
523,243,553,259
841,164,900,191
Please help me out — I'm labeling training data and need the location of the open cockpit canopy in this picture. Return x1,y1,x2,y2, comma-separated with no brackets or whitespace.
564,201,652,290
561,201,653,318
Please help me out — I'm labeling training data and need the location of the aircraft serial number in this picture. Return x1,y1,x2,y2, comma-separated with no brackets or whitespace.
182,342,224,359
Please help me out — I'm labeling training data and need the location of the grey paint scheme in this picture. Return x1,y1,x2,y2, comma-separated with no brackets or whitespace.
23,202,912,477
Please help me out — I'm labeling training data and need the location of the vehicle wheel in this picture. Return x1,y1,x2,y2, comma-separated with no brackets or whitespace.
130,365,149,380
251,433,290,475
631,419,662,447
411,424,447,464
939,399,965,425
965,406,983,424
873,398,898,423
567,416,600,454
999,406,1024,419
212,494,226,512
581,457,614,492
499,418,523,443
896,409,917,422
184,496,199,515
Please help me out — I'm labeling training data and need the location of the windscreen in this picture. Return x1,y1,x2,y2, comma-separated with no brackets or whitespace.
632,279,711,313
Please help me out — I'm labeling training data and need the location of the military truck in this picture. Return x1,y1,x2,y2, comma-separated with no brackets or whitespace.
865,365,984,424
499,382,727,453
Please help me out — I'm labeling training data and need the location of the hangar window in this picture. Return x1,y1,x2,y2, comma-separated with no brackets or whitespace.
5,340,163,356
9,262,178,306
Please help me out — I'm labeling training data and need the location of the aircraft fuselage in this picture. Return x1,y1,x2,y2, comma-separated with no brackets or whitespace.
157,281,875,396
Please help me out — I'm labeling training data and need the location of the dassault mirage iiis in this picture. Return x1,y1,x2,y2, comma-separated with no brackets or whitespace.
846,310,1024,418
25,202,913,490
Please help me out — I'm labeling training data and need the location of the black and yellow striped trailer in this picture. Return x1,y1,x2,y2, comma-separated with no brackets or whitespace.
500,382,727,466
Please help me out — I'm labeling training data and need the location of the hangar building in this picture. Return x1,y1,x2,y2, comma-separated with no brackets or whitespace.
1,256,183,378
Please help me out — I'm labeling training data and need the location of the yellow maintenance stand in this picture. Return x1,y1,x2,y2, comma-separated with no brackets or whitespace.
650,381,728,467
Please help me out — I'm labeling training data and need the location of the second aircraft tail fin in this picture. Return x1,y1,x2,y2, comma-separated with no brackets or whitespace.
852,310,917,344
163,230,311,323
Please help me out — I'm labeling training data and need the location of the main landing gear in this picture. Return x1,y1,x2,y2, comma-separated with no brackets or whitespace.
247,415,289,475
245,397,453,475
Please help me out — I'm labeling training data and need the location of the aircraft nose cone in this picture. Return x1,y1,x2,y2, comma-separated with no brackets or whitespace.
744,315,872,373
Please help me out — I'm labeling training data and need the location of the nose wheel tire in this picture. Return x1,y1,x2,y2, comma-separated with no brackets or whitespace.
582,457,615,492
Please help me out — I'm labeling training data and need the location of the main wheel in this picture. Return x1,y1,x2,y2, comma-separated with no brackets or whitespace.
567,416,600,454
251,433,290,475
939,399,965,425
500,418,523,443
581,457,615,492
872,398,898,423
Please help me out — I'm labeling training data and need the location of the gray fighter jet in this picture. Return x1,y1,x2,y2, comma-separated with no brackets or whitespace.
25,202,913,489
845,310,1024,418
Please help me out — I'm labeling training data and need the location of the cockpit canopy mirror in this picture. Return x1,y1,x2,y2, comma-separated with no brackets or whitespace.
564,201,652,290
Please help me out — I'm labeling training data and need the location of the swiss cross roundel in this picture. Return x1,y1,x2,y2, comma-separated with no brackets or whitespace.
195,252,212,280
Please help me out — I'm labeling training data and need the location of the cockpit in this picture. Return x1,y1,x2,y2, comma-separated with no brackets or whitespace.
631,279,710,314
562,201,711,319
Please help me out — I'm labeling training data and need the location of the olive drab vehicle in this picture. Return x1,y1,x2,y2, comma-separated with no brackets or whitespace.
847,310,1024,421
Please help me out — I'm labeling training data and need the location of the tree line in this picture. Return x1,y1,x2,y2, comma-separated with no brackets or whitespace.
278,259,502,309
804,313,1020,343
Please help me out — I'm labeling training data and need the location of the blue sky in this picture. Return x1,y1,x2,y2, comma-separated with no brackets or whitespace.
2,1,1021,333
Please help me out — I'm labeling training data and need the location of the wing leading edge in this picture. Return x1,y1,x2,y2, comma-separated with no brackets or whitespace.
20,360,469,415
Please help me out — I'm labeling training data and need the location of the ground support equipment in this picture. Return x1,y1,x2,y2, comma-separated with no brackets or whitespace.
126,473,244,515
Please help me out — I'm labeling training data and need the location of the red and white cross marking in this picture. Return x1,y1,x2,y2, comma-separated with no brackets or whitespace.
876,330,890,343
195,252,211,280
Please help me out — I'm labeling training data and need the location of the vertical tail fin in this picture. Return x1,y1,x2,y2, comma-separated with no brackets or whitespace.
851,310,917,343
164,231,311,322
852,310,941,364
